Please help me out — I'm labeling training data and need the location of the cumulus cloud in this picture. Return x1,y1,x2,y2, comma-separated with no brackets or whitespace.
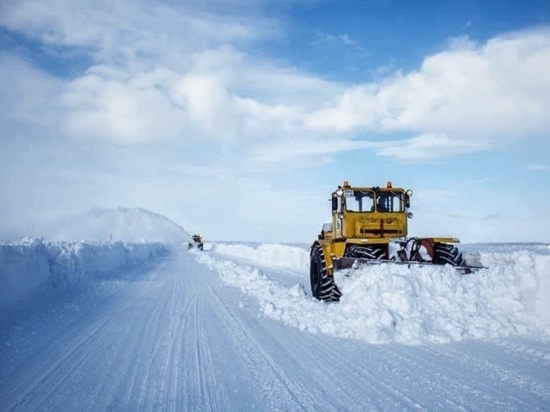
305,29,550,159
58,43,341,144
1,0,550,165
61,66,188,143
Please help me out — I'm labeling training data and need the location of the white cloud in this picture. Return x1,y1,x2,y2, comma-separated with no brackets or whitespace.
372,133,493,162
305,29,550,158
61,66,188,143
6,1,549,164
0,0,278,58
244,138,373,168
58,40,343,144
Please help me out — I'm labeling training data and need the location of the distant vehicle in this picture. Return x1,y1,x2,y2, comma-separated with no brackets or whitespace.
310,181,484,302
189,234,204,250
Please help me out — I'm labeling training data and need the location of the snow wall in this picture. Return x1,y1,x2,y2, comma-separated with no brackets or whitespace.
0,237,167,310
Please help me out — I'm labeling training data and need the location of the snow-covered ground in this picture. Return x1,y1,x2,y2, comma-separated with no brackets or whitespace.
1,209,549,410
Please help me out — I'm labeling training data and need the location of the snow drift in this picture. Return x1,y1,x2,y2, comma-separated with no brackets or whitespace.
0,237,166,309
0,208,190,309
50,207,190,244
201,242,550,344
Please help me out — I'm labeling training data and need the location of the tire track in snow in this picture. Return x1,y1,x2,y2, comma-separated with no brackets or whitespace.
381,343,549,411
128,253,229,412
132,255,212,411
416,343,550,409
1,281,156,412
0,262,181,412
376,344,492,411
492,338,550,363
164,271,187,412
191,286,221,411
302,336,428,411
112,271,174,411
208,285,320,411
137,279,179,411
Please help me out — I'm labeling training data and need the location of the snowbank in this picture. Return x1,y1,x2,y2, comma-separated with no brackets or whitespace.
214,243,310,272
0,237,167,309
198,242,550,344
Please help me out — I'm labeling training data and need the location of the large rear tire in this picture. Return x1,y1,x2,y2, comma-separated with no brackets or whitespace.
310,245,342,302
433,243,466,266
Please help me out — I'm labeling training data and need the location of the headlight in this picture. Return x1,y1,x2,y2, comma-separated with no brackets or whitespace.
406,189,413,196
336,189,344,197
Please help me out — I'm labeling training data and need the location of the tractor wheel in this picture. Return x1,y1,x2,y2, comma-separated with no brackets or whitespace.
345,245,385,260
310,245,342,302
433,243,466,266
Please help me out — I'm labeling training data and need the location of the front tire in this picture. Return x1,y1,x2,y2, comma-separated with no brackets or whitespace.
310,245,342,302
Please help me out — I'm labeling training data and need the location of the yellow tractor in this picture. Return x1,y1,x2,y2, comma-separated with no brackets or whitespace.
310,181,482,302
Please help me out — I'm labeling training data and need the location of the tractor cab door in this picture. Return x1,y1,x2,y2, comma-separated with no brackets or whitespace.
332,193,344,239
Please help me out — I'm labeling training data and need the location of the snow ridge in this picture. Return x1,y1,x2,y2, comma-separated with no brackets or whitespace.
0,237,167,309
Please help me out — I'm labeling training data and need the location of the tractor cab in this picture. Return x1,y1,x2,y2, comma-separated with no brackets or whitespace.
329,181,412,240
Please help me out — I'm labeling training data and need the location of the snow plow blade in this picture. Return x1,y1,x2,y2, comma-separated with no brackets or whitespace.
333,257,486,274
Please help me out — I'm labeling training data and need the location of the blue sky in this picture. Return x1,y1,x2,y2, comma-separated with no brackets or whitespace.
1,0,549,243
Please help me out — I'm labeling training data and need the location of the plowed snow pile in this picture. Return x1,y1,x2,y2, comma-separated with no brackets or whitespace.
199,243,550,344
0,237,167,309
0,208,182,309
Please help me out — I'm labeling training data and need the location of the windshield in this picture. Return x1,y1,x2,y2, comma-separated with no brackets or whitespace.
344,190,374,212
343,189,406,212
376,191,405,212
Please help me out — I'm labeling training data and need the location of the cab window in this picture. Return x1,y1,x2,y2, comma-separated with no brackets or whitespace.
345,191,374,212
376,192,405,212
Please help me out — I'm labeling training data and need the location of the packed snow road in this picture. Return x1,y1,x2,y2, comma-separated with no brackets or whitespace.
1,246,549,411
